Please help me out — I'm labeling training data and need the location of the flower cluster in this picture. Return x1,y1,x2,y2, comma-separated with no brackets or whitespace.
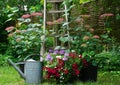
100,13,114,18
46,18,64,26
21,12,42,19
43,49,82,83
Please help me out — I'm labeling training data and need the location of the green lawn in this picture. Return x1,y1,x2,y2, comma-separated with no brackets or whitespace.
0,66,120,85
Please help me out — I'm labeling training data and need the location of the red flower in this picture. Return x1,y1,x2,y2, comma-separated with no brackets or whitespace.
57,59,64,67
82,59,88,67
69,52,77,58
79,54,82,58
73,69,80,76
72,63,78,70
63,69,69,74
55,73,60,78
46,73,51,79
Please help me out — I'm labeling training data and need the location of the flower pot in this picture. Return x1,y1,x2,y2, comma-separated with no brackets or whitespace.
79,64,98,82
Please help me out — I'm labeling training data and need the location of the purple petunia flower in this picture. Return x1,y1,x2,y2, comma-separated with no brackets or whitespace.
64,53,69,57
46,54,53,61
60,50,65,55
54,50,59,54
62,57,68,61
49,49,53,53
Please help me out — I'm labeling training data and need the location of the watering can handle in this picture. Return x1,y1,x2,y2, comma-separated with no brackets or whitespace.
24,54,41,61
8,59,26,79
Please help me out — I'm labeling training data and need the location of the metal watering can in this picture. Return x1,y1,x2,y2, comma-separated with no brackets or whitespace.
8,54,43,85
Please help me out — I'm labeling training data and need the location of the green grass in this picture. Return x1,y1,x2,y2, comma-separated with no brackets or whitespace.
0,66,24,85
0,66,120,85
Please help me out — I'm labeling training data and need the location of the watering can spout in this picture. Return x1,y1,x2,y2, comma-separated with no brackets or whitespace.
8,59,26,79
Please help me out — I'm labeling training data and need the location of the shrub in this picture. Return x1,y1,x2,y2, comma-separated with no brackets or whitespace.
5,12,43,61
0,54,11,66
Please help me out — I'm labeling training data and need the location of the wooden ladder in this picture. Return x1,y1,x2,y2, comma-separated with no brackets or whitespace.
41,0,70,55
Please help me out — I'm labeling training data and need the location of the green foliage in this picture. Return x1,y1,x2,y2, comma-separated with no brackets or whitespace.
80,0,93,4
95,44,120,71
6,13,43,61
0,54,11,66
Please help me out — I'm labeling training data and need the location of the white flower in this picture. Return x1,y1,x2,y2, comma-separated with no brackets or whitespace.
56,56,62,59
40,57,44,62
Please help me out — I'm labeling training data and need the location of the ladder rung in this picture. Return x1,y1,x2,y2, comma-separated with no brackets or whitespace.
47,0,63,3
48,10,64,13
48,34,68,37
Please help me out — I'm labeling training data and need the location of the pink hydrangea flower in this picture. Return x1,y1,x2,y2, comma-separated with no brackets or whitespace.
21,14,31,19
22,30,27,32
47,21,53,26
81,43,87,47
83,36,90,40
84,25,91,29
8,33,13,37
16,38,21,42
81,14,91,18
57,18,64,23
15,30,21,33
5,26,14,32
89,28,94,33
93,35,100,39
100,13,114,18
31,12,43,16
75,18,84,23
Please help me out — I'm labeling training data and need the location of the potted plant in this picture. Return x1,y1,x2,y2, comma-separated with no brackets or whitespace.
79,52,98,82
70,25,112,82
43,47,82,84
